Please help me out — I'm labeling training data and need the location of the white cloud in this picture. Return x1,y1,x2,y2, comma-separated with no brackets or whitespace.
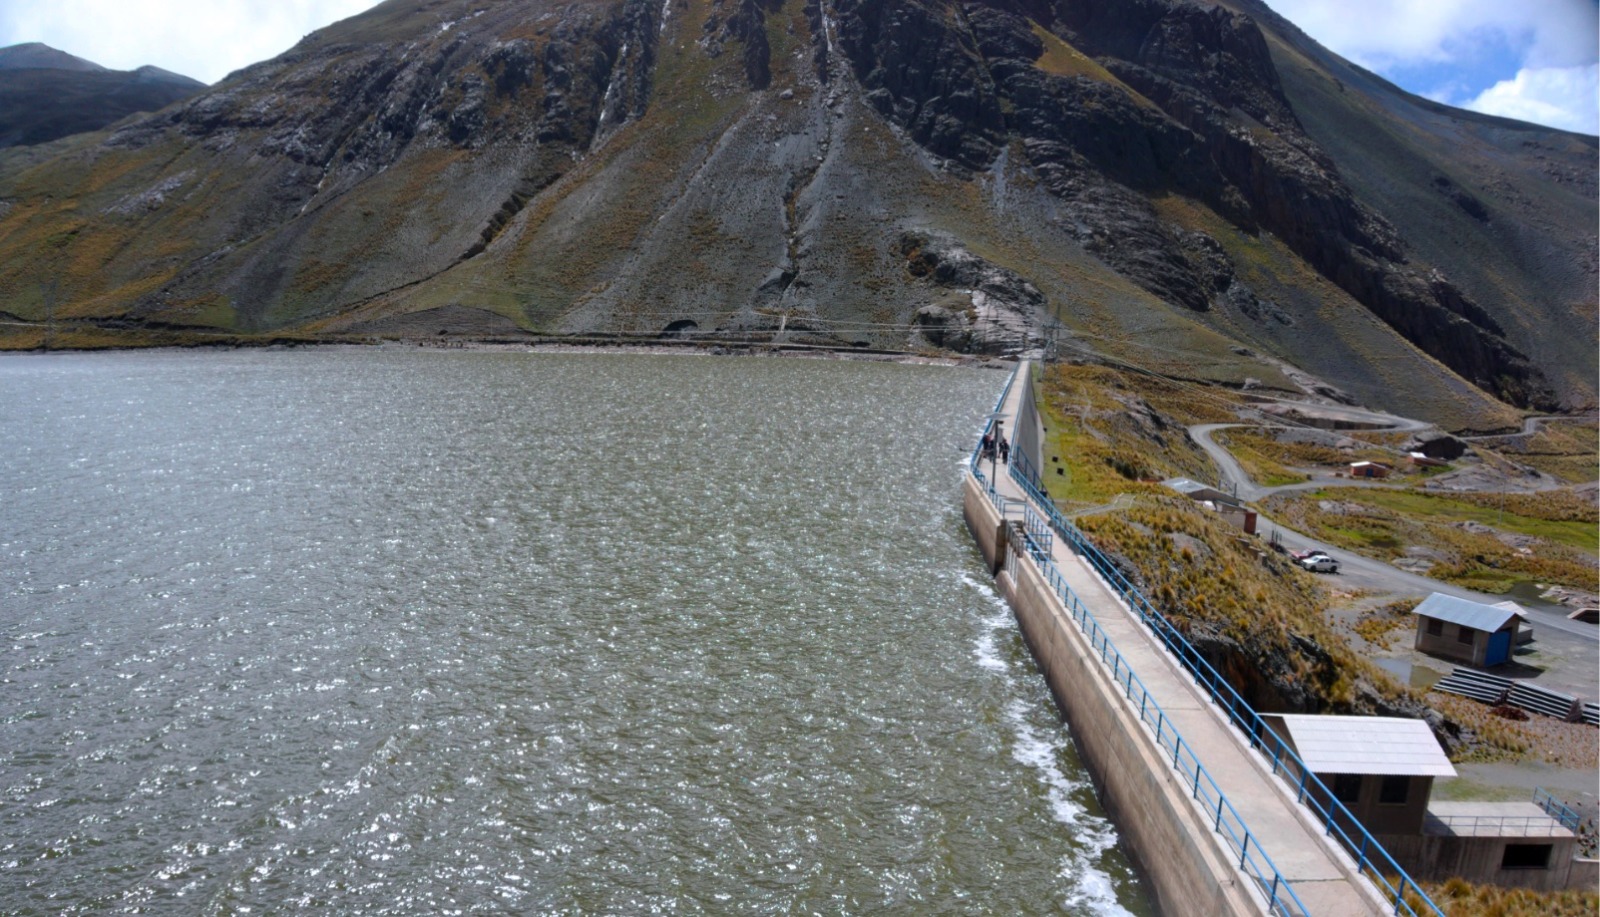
1264,0,1598,131
0,1,378,84
1265,0,1598,70
1467,64,1600,134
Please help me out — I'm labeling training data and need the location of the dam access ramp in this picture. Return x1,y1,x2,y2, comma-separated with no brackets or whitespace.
965,363,1440,917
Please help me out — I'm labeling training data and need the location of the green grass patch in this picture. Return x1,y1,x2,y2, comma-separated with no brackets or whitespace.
1265,487,1598,593
1326,488,1596,551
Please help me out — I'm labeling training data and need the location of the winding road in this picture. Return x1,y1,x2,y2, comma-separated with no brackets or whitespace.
1186,415,1597,644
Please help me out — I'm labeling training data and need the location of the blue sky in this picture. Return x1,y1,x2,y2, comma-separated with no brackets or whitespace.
0,0,1596,133
1264,0,1598,133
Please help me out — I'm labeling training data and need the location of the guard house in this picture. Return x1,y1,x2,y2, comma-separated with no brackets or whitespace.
1263,714,1454,836
1414,593,1522,667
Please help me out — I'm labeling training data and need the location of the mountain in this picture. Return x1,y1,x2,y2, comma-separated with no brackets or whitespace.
0,42,108,73
0,43,205,148
0,0,1592,426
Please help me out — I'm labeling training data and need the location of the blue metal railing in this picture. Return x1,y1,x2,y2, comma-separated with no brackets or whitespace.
1026,539,1312,916
1534,787,1583,832
974,366,1313,915
1001,442,1445,917
971,366,1018,500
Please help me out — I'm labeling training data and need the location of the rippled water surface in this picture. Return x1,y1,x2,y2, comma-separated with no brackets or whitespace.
2,350,1150,915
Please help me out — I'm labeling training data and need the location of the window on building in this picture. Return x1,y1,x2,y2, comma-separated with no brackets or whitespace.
1332,773,1362,804
1501,844,1553,870
1379,775,1409,805
1426,619,1443,636
1456,625,1475,644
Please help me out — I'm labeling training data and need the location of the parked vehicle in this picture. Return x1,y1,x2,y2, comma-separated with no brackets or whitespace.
1299,554,1339,573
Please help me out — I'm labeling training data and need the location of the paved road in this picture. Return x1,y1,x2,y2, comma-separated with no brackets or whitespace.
1187,419,1598,645
1189,422,1406,503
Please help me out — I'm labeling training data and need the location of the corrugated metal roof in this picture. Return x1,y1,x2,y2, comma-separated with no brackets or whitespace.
1276,715,1456,777
1414,593,1518,632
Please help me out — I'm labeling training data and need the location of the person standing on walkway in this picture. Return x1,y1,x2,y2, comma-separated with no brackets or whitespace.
999,438,1010,464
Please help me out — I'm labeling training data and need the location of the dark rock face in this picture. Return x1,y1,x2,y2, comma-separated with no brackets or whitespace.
834,0,1007,168
898,231,1044,307
704,0,779,89
899,231,1046,354
1407,434,1468,461
821,0,1556,406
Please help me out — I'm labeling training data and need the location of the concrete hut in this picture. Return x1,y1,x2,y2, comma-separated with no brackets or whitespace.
1262,714,1589,891
1264,714,1453,836
1413,593,1522,667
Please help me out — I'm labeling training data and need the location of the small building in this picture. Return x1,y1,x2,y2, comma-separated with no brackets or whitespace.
1266,713,1592,891
1490,600,1535,645
1414,593,1522,666
1161,477,1238,506
1349,460,1392,478
1409,452,1448,468
1386,800,1585,892
1162,478,1255,533
1203,501,1258,535
1264,714,1454,836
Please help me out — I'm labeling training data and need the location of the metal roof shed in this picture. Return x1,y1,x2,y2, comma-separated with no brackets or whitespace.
1266,714,1454,836
1272,715,1456,777
1414,593,1522,666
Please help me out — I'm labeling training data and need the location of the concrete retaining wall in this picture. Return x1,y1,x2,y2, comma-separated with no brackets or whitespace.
963,482,1007,575
1011,372,1045,490
1379,833,1585,892
1570,858,1599,890
963,475,1259,915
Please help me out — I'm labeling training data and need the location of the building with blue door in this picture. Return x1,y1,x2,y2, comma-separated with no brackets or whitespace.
1413,593,1523,667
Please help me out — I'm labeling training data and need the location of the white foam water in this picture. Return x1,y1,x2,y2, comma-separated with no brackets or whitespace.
962,572,1012,673
964,568,1136,916
1005,700,1133,917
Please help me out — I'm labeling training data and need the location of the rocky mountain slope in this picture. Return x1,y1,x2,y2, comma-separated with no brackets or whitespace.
0,43,205,148
0,0,1592,426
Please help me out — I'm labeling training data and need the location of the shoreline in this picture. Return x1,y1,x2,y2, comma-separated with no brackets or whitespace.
0,332,1020,369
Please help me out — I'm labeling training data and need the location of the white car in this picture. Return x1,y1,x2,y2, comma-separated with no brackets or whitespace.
1299,554,1339,573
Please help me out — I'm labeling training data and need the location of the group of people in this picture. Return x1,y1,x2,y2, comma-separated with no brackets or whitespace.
980,432,1010,463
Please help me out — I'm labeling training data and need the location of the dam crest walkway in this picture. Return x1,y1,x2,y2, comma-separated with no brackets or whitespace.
975,363,1421,916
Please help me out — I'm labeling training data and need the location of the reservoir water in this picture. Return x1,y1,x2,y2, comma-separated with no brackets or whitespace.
2,349,1151,915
